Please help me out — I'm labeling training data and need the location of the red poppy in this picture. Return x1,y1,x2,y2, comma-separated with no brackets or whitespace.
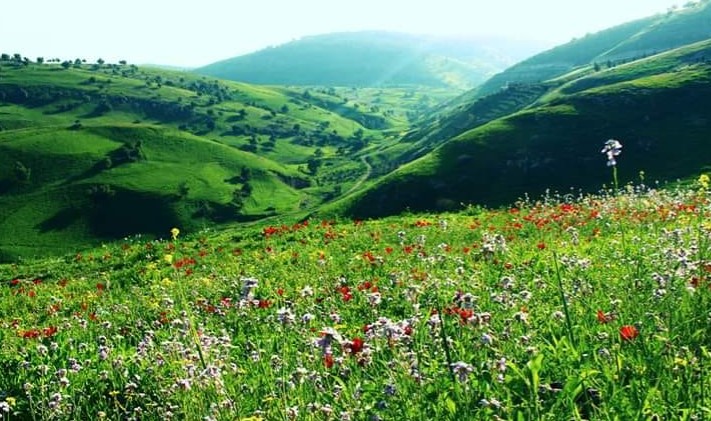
348,337,365,355
323,354,334,369
537,242,546,250
620,325,639,341
21,329,41,339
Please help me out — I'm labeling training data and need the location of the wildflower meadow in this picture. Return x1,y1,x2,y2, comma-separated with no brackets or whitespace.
1,173,711,420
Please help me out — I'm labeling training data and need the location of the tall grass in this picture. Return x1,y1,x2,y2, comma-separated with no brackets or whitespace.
1,178,710,420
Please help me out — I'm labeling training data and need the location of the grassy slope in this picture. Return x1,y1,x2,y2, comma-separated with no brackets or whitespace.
333,45,711,218
0,61,409,260
1,183,710,419
473,2,711,98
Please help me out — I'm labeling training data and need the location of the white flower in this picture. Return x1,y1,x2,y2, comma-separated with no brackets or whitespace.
450,361,474,382
601,139,623,166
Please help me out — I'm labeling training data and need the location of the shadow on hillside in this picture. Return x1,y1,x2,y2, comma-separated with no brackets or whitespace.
0,179,13,195
88,190,181,239
36,207,82,233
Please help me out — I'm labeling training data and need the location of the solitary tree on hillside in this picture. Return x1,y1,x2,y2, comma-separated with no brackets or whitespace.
14,161,31,184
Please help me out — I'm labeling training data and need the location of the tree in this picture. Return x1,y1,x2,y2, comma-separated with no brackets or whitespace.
14,161,31,184
61,61,72,69
36,57,44,65
307,157,321,175
97,58,105,66
240,167,252,182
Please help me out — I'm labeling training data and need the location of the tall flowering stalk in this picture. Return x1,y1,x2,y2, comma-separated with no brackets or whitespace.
601,139,623,191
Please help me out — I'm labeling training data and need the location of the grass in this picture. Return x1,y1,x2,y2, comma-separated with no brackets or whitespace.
340,54,711,218
2,60,450,260
1,179,710,420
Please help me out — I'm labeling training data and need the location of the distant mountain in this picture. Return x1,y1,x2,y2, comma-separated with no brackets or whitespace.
195,31,548,90
330,38,711,218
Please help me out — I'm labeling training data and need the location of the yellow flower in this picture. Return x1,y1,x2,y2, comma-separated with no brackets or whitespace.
170,227,180,240
699,174,710,190
164,254,173,264
6,397,15,407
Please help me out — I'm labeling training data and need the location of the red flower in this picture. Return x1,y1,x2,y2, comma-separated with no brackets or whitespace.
537,242,546,250
258,299,271,309
21,329,41,339
323,354,334,369
597,310,614,324
620,325,639,341
348,337,365,355
43,326,58,337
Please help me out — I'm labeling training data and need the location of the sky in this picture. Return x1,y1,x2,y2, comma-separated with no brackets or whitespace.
1,0,687,68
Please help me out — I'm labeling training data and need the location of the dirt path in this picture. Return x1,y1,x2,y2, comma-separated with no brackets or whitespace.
343,156,372,196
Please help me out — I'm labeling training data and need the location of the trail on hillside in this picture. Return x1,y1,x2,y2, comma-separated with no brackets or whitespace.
343,156,372,197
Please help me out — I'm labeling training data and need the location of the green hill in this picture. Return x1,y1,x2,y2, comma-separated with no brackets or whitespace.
334,39,711,218
195,31,546,90
0,58,412,260
370,3,711,180
474,1,711,98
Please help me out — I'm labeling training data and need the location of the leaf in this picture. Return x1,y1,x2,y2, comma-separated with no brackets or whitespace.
445,397,456,414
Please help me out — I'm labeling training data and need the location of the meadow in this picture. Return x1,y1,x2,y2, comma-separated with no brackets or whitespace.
1,174,710,420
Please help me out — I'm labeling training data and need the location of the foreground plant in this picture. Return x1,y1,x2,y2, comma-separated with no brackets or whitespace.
1,181,710,420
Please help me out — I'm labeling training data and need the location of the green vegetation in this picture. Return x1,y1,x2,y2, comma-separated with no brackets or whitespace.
474,0,711,98
340,44,711,218
2,13,711,419
0,58,424,260
195,31,544,90
1,180,710,419
3,9,711,263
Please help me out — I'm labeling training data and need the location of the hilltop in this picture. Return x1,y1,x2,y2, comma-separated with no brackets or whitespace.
195,31,547,90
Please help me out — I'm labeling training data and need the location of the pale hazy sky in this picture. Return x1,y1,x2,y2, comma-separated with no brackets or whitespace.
1,0,686,68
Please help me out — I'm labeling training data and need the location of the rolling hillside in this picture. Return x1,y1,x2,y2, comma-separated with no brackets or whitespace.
333,39,711,218
0,58,409,260
372,1,711,177
195,31,547,90
474,0,711,98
